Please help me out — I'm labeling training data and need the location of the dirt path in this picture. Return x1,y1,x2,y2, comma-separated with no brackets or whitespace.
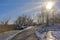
11,27,38,40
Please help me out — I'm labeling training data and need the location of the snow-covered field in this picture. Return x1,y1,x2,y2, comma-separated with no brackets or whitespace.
35,31,60,40
35,24,60,40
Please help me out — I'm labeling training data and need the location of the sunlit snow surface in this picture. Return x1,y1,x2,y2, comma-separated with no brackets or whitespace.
35,24,60,40
35,31,60,40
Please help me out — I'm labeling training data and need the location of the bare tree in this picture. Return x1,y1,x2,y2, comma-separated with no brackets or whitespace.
0,18,10,25
15,15,27,26
0,17,10,32
14,15,34,26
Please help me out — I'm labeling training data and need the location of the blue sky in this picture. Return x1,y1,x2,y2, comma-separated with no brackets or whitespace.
0,0,60,24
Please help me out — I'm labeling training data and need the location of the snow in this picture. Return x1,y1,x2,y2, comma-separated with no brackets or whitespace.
35,30,60,40
51,31,60,40
35,31,46,40
35,24,60,40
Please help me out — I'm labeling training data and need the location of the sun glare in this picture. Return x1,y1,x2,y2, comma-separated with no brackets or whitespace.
46,1,54,10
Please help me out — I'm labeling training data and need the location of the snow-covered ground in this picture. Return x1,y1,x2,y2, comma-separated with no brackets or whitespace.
35,24,60,40
35,31,60,40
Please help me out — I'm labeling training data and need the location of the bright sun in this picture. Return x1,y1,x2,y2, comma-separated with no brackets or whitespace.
46,1,54,10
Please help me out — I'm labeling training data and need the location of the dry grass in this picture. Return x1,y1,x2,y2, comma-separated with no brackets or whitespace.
0,25,15,33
